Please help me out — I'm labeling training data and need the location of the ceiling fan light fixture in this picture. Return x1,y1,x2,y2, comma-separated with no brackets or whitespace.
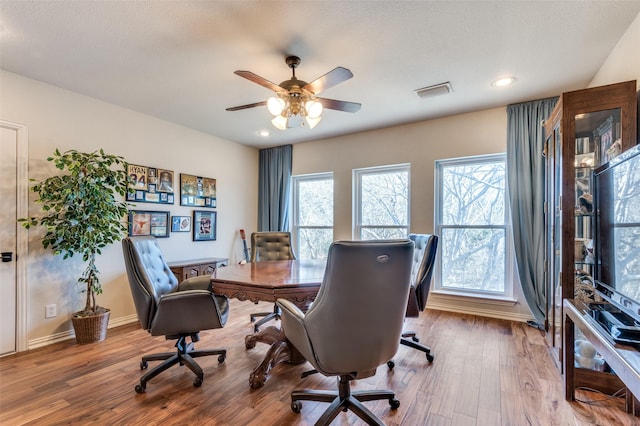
271,114,288,130
267,96,286,116
305,116,322,129
305,99,323,119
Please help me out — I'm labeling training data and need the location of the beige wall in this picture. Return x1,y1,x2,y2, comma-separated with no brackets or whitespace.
589,11,640,90
1,71,258,347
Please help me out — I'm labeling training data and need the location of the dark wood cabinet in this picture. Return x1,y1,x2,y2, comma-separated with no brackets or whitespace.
543,80,637,370
168,257,228,282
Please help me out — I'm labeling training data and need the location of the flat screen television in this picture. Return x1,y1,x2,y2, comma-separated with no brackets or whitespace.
592,143,640,344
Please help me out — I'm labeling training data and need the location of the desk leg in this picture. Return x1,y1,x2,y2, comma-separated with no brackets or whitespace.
244,326,306,389
564,311,575,401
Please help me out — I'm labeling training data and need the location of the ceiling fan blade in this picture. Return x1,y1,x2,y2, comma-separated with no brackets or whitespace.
225,101,267,112
234,71,287,93
317,98,361,113
303,67,353,94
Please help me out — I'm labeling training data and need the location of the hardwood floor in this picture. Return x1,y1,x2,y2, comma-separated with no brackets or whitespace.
1,300,638,425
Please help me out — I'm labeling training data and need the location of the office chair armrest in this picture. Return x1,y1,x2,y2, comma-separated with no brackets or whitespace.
277,299,316,365
277,298,304,319
177,275,212,292
151,290,227,335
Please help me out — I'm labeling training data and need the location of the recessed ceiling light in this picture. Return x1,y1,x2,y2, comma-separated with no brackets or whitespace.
258,130,270,137
492,77,516,87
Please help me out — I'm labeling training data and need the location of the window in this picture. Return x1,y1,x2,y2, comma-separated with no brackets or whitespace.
434,154,513,297
291,173,333,259
354,164,409,240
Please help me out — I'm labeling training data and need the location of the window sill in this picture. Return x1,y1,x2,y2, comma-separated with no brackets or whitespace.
430,290,518,307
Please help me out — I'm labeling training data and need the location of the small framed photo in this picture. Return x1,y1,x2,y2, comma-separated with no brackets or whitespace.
193,210,217,241
171,215,191,233
128,210,170,238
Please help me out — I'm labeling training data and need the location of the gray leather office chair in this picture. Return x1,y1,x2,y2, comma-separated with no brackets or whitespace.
122,236,229,393
277,239,414,425
249,231,296,332
388,233,439,368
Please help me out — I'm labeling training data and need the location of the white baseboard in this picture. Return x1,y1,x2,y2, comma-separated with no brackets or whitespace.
427,300,534,323
27,314,139,350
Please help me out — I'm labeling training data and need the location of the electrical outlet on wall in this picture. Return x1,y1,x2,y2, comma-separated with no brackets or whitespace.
45,304,57,319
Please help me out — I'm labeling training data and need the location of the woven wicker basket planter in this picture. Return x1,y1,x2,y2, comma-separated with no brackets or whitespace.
71,309,110,344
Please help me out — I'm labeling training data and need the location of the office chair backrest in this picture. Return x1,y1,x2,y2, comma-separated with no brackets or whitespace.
250,231,296,262
304,239,413,375
122,236,179,330
408,234,439,312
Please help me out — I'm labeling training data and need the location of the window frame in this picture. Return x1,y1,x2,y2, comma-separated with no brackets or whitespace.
353,163,410,240
291,172,334,259
433,153,515,299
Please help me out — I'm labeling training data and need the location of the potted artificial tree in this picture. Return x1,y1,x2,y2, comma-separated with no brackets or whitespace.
21,149,129,344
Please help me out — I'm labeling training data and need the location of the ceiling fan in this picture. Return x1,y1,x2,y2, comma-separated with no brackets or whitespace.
226,55,361,130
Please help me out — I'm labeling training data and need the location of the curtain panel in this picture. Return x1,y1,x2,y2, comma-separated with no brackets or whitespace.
258,144,292,232
506,97,558,325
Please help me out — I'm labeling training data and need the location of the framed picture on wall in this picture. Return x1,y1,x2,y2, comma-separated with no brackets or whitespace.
128,210,170,238
171,215,191,233
193,210,217,241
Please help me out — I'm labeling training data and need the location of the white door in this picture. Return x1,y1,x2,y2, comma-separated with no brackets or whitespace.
0,120,27,355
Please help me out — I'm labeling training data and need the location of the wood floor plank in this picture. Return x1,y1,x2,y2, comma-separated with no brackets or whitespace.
1,301,638,425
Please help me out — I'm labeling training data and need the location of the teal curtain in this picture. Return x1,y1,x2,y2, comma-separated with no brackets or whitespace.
506,97,557,325
258,144,292,232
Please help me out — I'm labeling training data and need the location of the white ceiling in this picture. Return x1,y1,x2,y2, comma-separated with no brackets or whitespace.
1,1,639,148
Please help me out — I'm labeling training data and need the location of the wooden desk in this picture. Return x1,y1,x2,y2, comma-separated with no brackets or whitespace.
211,259,325,389
564,299,640,415
167,257,228,282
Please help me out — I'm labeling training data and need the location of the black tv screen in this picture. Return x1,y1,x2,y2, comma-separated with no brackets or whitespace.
593,143,640,324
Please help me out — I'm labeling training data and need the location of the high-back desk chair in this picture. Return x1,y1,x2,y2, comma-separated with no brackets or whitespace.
248,231,296,332
277,239,414,425
122,236,229,393
388,233,439,368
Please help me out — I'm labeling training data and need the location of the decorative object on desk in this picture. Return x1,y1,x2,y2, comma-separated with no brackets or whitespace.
126,164,175,204
128,210,170,238
193,210,217,241
226,55,361,130
180,173,216,207
18,149,130,344
171,215,191,233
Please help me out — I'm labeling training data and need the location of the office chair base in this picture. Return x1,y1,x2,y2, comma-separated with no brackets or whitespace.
135,335,226,393
291,375,399,426
400,334,434,362
250,303,281,332
387,334,434,369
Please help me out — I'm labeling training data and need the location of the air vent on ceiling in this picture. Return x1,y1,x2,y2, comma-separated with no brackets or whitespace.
415,82,452,99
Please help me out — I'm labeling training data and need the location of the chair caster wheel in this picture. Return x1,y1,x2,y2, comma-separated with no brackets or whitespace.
387,360,395,369
389,398,400,410
412,336,420,342
135,384,145,393
291,400,302,413
193,377,203,388
426,353,435,363
218,354,226,363
250,317,256,323
140,361,148,370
